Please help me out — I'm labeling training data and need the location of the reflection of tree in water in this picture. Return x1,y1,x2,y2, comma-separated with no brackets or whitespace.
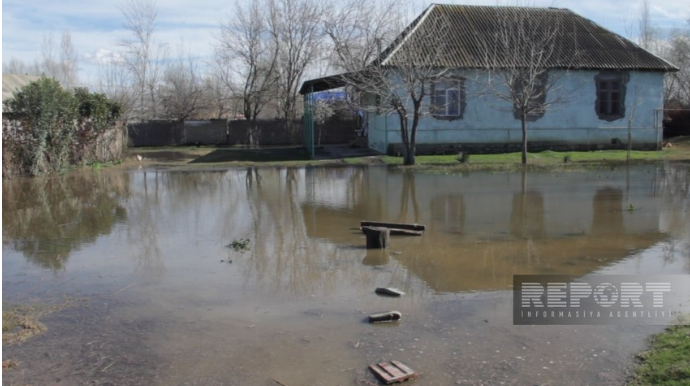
396,172,420,224
591,188,624,237
509,171,545,239
510,192,545,239
655,165,690,268
430,195,465,234
236,168,377,297
124,170,228,281
2,172,129,271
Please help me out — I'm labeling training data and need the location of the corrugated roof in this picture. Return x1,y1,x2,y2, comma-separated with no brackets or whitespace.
376,4,678,72
2,74,41,103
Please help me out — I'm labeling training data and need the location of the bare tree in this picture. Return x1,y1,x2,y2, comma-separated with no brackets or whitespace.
663,21,690,107
325,4,451,165
217,0,280,144
313,100,334,146
58,31,80,89
97,59,137,122
637,0,657,51
40,32,60,79
199,74,234,120
118,0,166,121
268,0,324,133
482,9,575,164
159,45,203,121
324,0,399,73
2,58,41,75
3,31,78,86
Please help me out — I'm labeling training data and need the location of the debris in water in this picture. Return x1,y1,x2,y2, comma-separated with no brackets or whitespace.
369,360,417,384
375,287,405,297
368,311,402,323
226,238,250,252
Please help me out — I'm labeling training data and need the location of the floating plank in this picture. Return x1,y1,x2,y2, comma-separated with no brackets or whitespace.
361,221,426,232
375,287,405,297
360,227,422,237
369,360,417,384
387,228,423,236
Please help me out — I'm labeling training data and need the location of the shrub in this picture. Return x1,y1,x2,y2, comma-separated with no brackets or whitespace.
2,77,122,176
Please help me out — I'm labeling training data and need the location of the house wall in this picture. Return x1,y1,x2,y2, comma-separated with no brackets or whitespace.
369,69,665,154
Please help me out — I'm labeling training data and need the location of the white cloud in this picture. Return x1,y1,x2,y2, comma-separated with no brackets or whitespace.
83,49,126,65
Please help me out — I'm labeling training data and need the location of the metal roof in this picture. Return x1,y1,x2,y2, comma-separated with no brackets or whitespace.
2,74,41,103
377,4,678,71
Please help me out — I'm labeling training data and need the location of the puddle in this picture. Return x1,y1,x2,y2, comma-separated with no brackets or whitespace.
2,164,689,385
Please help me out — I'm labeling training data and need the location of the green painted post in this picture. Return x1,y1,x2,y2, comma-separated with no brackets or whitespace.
303,85,315,159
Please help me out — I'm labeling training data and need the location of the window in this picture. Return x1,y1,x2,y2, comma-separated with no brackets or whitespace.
595,72,627,121
598,80,621,115
431,79,465,119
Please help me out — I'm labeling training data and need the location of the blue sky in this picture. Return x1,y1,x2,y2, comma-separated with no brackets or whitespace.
2,0,689,88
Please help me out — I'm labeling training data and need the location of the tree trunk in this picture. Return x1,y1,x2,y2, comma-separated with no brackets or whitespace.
404,145,415,165
521,113,528,165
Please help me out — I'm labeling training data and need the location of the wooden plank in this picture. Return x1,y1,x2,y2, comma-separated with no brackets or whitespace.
390,361,415,376
361,221,426,232
379,362,407,379
369,364,394,383
388,228,423,236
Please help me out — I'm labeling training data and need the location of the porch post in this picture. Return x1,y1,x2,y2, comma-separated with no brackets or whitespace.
303,85,315,159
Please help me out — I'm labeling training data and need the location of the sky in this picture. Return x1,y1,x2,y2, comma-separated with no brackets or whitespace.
2,0,689,89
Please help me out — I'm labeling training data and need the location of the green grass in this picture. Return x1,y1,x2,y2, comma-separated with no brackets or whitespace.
379,149,669,166
628,319,690,386
123,137,690,171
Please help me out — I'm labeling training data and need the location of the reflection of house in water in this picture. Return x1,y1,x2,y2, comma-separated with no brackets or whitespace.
301,167,667,293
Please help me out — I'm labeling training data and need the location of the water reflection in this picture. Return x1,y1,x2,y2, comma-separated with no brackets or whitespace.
3,164,689,386
2,171,129,271
591,188,624,237
302,165,688,292
3,164,689,296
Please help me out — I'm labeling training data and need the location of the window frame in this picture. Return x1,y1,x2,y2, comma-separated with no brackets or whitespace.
595,72,628,121
430,78,466,120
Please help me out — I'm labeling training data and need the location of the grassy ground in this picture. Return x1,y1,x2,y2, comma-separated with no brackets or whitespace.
120,137,690,171
628,318,690,386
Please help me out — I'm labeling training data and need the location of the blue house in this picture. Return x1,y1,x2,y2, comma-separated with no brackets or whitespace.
300,4,678,156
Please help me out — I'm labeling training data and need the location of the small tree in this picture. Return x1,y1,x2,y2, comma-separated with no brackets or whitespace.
482,9,575,164
159,45,203,121
313,100,334,145
118,0,167,121
663,20,690,107
268,0,325,134
217,0,280,144
325,3,451,165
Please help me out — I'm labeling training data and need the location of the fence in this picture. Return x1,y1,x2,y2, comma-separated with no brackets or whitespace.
128,118,357,147
664,109,690,137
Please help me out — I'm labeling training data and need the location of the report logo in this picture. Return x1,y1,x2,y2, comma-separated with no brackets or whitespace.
513,275,689,325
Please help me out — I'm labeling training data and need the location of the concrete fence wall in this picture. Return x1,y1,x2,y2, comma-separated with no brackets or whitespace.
128,118,357,147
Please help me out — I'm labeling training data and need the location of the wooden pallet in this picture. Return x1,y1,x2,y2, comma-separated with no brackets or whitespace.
369,360,417,384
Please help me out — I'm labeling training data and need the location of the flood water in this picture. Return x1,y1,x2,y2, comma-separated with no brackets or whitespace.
3,163,690,386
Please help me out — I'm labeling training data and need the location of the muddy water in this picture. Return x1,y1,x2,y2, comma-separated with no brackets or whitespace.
2,164,689,386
